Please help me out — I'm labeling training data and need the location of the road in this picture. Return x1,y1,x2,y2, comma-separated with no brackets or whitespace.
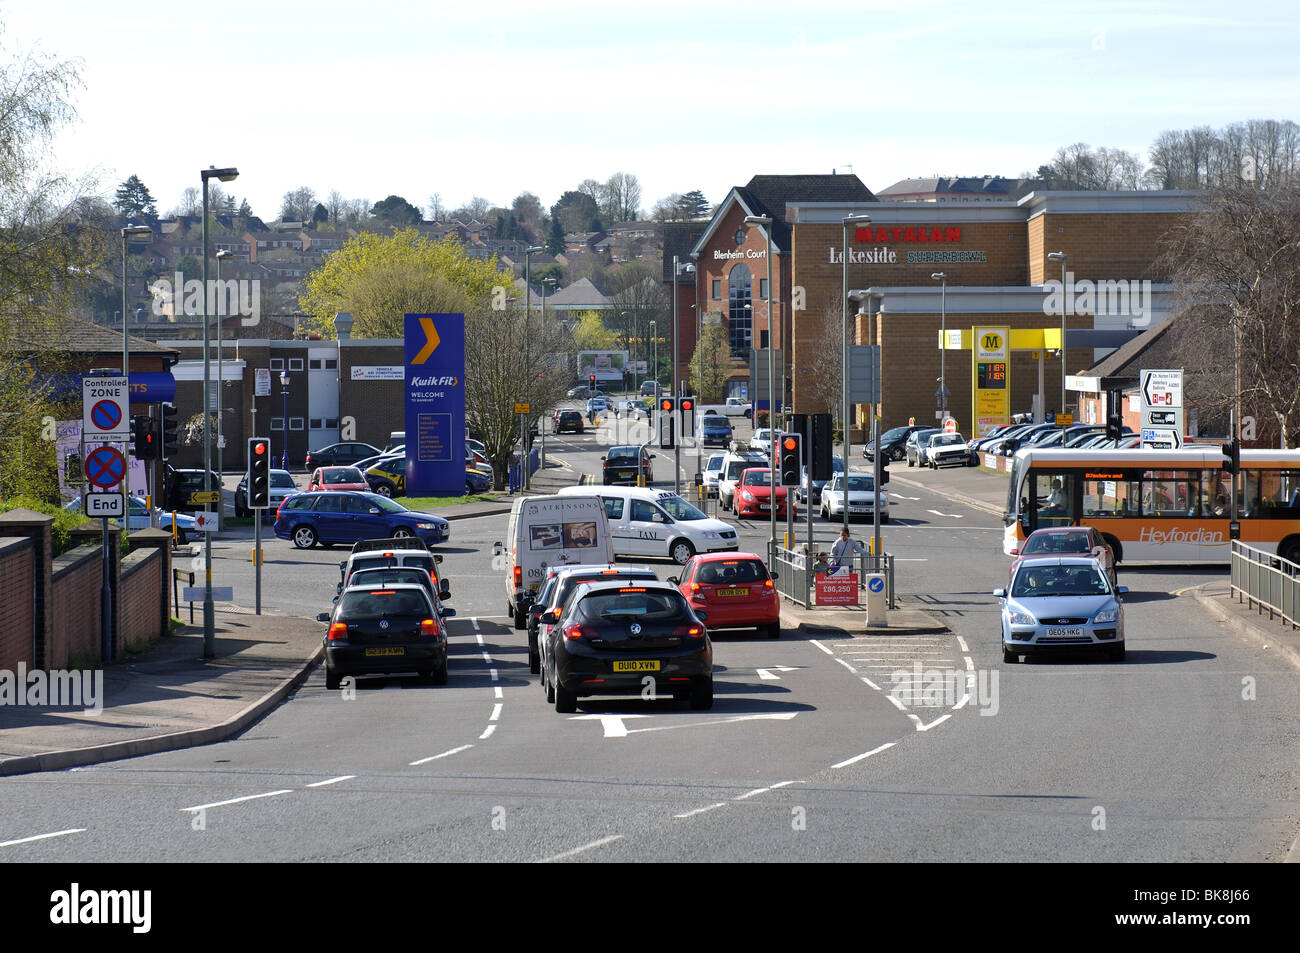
4,404,1298,864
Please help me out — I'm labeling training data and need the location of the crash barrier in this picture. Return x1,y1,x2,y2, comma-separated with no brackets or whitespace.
766,542,896,609
1230,540,1300,630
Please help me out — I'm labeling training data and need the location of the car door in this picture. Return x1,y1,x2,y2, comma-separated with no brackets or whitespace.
628,498,670,557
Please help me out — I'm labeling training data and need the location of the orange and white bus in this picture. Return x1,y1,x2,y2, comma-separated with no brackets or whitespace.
1003,447,1300,563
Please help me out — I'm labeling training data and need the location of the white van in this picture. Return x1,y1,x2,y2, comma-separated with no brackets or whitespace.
498,494,613,628
556,485,738,565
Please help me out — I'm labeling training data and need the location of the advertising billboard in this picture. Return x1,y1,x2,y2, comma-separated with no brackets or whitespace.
577,350,628,384
404,313,466,497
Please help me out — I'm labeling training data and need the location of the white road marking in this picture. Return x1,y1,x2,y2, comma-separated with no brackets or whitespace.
489,703,503,722
674,803,726,819
305,775,354,788
834,657,858,674
479,724,497,740
472,616,481,632
736,786,771,800
480,651,493,663
180,790,293,812
755,665,799,680
489,668,499,682
410,744,473,766
886,694,907,711
0,828,85,848
624,711,800,736
810,640,835,656
956,636,969,652
832,742,896,769
914,713,952,732
539,834,624,863
860,676,880,690
927,509,964,519
494,687,503,699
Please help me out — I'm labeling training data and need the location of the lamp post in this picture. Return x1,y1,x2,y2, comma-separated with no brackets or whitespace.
671,256,696,494
121,225,151,523
279,370,290,471
743,216,776,555
650,320,657,392
215,249,232,517
1047,251,1068,419
200,165,238,659
841,213,871,532
932,272,948,422
540,277,556,472
524,245,543,315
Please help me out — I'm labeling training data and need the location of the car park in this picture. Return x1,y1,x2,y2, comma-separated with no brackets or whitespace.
820,471,890,522
924,432,972,468
303,441,383,472
556,485,739,564
234,468,298,518
994,556,1127,663
1009,525,1117,586
670,552,780,639
309,466,370,492
274,491,450,549
64,495,199,542
795,455,845,507
697,414,733,448
904,429,940,467
539,579,713,712
526,564,658,674
555,410,585,434
864,424,926,462
732,467,792,519
601,444,655,485
317,583,449,688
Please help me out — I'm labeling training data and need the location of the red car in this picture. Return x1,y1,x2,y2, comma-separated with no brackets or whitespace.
732,467,794,519
309,466,370,492
671,552,780,639
1008,525,1117,586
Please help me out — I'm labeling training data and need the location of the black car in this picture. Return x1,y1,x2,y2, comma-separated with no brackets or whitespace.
863,424,927,462
303,441,382,472
540,580,713,713
317,583,449,688
555,410,585,434
601,445,654,485
163,466,223,512
526,565,659,674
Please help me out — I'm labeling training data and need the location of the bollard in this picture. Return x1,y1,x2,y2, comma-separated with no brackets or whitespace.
865,572,887,625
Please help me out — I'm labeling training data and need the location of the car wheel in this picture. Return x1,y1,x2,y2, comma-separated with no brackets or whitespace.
890,446,905,462
819,504,828,520
1002,646,1019,664
907,456,915,468
374,483,393,497
670,539,696,565
513,605,527,630
528,636,540,675
881,513,889,524
392,527,416,541
465,481,473,494
432,658,449,685
764,621,781,639
325,666,342,690
292,525,317,549
689,676,713,710
1109,644,1126,662
554,678,577,714
544,663,555,703
176,530,189,545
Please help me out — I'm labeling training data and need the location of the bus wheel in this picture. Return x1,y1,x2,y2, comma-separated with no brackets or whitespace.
1280,536,1300,566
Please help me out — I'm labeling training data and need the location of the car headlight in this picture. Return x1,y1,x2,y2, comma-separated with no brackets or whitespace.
741,491,754,501
1093,607,1118,624
416,522,440,530
702,531,721,540
1008,608,1036,625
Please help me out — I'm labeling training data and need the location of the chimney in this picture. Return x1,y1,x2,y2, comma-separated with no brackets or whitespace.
333,311,353,340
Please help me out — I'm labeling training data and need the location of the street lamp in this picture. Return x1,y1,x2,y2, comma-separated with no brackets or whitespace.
841,212,871,532
539,276,556,472
200,165,237,659
743,215,776,556
650,320,657,391
524,245,543,314
121,224,152,524
279,370,291,471
932,272,948,422
1048,251,1068,419
216,249,232,508
672,257,696,494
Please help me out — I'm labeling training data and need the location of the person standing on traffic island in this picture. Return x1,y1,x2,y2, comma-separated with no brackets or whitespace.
830,527,866,568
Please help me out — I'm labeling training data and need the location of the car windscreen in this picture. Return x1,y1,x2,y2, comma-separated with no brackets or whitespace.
557,572,656,609
696,559,768,584
845,476,876,491
726,460,762,480
606,448,638,462
348,570,430,590
742,470,773,486
338,589,429,618
577,589,689,622
702,418,730,429
271,472,296,488
930,435,961,447
1011,565,1110,598
881,426,912,442
1023,533,1092,555
657,495,707,520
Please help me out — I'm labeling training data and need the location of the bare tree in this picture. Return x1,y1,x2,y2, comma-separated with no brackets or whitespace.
604,172,642,223
1160,186,1300,446
280,186,317,222
427,192,445,221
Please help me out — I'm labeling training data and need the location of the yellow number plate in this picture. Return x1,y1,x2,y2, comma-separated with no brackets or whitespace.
716,587,749,597
364,647,404,656
613,660,660,672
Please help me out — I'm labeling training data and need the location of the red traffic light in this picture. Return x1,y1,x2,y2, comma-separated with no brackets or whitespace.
661,399,672,410
254,442,266,455
681,398,693,409
783,437,797,450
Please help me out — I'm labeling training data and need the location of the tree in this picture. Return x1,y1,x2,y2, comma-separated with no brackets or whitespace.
237,198,254,220
687,321,729,401
551,190,599,237
299,227,512,339
572,310,617,351
651,193,685,222
280,186,317,222
678,189,710,219
427,192,445,221
113,174,157,217
311,202,329,226
1160,186,1300,446
370,194,422,226
546,215,565,254
603,172,642,223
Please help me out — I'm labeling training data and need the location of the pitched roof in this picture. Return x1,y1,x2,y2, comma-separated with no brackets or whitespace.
1,314,179,357
1085,314,1181,380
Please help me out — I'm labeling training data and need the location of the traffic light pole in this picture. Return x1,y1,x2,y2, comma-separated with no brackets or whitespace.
872,416,882,557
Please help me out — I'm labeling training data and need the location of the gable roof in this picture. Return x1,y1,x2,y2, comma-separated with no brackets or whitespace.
1085,313,1181,381
1,314,179,357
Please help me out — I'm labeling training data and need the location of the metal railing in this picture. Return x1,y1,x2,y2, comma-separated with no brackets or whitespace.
767,542,896,609
1230,540,1300,629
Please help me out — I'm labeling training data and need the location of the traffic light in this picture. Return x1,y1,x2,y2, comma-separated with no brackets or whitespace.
1105,389,1123,441
161,402,179,458
1222,438,1240,474
779,433,801,486
878,459,890,485
658,397,675,449
679,396,695,437
810,413,834,480
131,415,157,459
589,374,596,392
248,436,271,508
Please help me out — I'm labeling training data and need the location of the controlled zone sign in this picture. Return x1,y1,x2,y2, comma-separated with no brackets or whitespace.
404,313,466,497
83,376,129,442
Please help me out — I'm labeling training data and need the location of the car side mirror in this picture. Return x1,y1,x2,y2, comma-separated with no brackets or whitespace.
992,588,1006,598
336,582,343,594
541,609,560,624
694,610,708,622
667,576,679,585
1116,586,1128,595
316,612,331,623
440,583,451,599
442,608,456,618
770,572,779,581
369,508,381,515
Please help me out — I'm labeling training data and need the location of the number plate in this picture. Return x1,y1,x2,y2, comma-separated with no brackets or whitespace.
613,660,660,672
364,647,404,656
716,587,749,597
1044,627,1084,639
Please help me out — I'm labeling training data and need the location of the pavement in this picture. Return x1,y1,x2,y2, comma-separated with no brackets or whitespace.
5,453,1298,778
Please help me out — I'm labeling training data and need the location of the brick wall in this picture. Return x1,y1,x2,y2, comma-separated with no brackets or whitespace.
1027,212,1185,284
119,548,164,654
50,546,102,668
0,537,35,671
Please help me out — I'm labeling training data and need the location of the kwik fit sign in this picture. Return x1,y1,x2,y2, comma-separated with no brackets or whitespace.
404,314,466,496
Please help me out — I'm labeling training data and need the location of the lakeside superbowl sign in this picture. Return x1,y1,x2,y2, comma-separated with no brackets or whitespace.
404,314,466,496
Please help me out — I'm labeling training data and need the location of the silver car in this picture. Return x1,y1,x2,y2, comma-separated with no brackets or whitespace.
994,556,1127,663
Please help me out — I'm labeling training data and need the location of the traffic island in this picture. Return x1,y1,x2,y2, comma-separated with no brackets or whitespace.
780,600,950,637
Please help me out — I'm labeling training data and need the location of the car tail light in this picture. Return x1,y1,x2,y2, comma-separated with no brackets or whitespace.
764,579,774,589
420,618,440,636
327,622,347,640
562,623,585,641
691,583,701,592
513,566,522,588
674,625,705,639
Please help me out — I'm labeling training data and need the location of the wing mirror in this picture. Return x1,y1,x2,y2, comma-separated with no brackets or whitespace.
992,588,1006,598
541,609,560,624
315,612,331,623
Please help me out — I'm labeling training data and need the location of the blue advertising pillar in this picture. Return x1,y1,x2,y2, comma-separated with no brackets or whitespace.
404,313,466,497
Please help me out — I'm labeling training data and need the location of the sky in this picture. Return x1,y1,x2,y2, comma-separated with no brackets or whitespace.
5,0,1299,220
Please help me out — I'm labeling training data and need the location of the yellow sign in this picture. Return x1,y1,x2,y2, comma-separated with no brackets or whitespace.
971,326,1011,438
514,402,531,415
188,490,221,504
410,317,441,364
1056,413,1074,426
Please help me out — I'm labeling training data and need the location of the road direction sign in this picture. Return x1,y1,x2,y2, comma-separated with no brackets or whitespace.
1141,428,1183,449
84,446,127,489
85,492,125,519
1140,369,1183,448
194,511,219,532
82,376,129,442
188,490,221,504
182,586,232,602
514,402,531,415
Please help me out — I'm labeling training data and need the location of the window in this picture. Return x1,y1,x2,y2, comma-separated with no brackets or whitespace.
313,494,345,512
270,358,284,371
1082,474,1140,517
711,279,721,300
728,263,753,354
1243,468,1300,518
759,278,768,299
271,417,285,431
325,418,339,429
600,496,624,520
1032,472,1076,526
288,358,304,371
289,417,305,431
309,359,322,369
310,418,323,429
631,500,661,523
1140,470,1199,517
325,358,337,369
